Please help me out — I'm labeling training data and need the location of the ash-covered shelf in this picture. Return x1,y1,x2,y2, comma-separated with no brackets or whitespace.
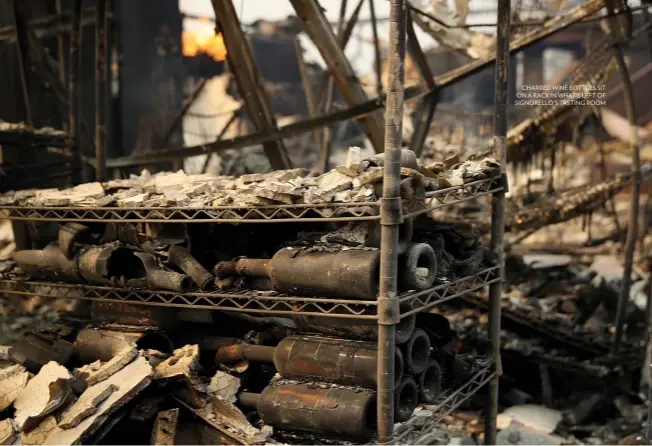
0,267,499,318
395,360,496,445
0,176,502,223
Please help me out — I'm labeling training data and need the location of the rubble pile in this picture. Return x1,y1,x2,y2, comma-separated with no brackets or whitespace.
0,148,501,443
0,307,490,444
0,149,501,209
420,250,650,445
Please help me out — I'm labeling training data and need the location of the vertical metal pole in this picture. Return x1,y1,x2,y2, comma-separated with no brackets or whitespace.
55,0,66,90
609,6,641,357
485,0,510,443
69,0,83,184
369,0,383,97
95,0,107,181
377,0,406,443
13,0,32,126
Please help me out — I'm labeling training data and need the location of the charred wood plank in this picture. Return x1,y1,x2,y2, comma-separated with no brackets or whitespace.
211,0,292,170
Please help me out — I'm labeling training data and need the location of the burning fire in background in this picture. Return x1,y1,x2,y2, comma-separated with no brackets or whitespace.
182,17,227,62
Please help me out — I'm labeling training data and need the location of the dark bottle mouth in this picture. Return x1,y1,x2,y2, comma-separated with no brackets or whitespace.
419,361,442,404
403,328,431,375
394,376,419,422
362,393,378,439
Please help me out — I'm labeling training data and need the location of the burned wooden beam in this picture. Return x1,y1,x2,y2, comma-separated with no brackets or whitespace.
408,0,494,60
291,0,385,153
211,0,292,171
406,13,438,157
151,409,180,445
106,0,604,169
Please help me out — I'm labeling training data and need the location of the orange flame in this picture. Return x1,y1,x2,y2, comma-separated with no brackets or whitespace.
182,26,227,62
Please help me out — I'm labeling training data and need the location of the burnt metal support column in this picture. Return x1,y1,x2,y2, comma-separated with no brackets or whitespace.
377,0,406,443
369,0,382,97
95,0,107,181
69,0,83,183
291,0,385,153
13,0,32,126
609,4,641,356
211,0,292,171
485,0,510,442
406,13,438,156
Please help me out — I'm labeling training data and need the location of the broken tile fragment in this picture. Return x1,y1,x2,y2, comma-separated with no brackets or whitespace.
74,329,138,386
58,384,118,429
45,355,153,445
14,361,73,431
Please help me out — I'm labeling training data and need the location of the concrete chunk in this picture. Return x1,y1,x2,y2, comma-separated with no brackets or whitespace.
207,371,240,404
155,345,201,381
20,415,57,445
0,419,16,445
0,364,31,411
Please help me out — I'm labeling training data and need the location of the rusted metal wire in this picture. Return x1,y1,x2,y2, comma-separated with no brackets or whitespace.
609,4,642,357
95,0,107,181
485,0,510,442
377,0,406,442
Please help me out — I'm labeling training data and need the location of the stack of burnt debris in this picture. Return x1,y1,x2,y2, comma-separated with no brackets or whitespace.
0,148,503,443
0,148,500,209
0,302,484,443
433,251,650,444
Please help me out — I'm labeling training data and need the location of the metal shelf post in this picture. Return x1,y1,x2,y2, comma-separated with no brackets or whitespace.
377,0,406,442
485,0,510,443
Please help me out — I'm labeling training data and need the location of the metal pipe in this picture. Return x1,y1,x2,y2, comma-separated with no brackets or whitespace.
610,5,641,356
377,0,406,442
485,0,510,442
95,0,107,181
69,0,82,183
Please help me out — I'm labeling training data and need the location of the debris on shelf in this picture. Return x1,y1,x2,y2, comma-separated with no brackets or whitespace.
0,149,501,209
